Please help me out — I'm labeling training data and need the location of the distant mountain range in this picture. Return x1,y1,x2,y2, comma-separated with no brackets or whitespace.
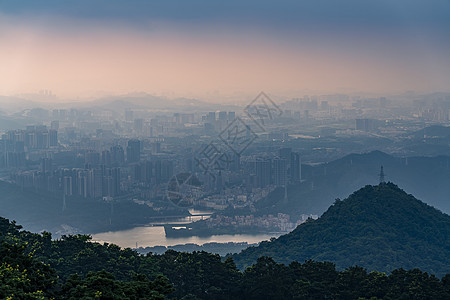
234,183,450,277
259,150,450,217
0,92,240,115
85,93,212,111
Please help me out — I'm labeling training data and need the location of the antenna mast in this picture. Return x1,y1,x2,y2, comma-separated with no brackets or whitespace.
379,166,385,184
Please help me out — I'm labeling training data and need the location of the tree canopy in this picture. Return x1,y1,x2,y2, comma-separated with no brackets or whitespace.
233,183,450,277
1,183,449,299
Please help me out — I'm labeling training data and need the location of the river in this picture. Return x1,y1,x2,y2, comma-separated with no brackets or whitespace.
91,209,280,249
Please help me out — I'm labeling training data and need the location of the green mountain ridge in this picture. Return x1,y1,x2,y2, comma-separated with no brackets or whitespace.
234,183,450,277
1,184,450,299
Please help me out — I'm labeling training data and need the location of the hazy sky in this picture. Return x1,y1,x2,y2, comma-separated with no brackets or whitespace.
1,0,450,100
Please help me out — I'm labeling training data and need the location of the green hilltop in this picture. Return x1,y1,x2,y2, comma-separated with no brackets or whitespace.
1,184,450,299
233,183,450,277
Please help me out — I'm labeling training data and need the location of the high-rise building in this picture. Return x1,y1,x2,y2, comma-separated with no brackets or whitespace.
290,152,302,183
89,168,103,198
110,145,125,165
279,148,292,165
161,160,173,182
63,176,72,196
355,118,376,132
218,111,227,121
207,112,216,122
131,163,142,181
41,158,53,174
103,175,114,197
154,160,174,183
78,170,88,198
255,159,271,188
141,161,153,184
101,150,112,166
48,129,58,147
126,139,141,163
217,111,229,131
134,118,144,133
273,158,287,187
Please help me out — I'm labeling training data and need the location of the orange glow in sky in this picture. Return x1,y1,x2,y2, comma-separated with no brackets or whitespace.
1,7,449,101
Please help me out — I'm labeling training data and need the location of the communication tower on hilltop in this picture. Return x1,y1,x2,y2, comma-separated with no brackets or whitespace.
379,166,385,184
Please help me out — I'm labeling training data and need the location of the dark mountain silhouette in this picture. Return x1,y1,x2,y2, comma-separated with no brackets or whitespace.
260,151,450,216
234,183,450,277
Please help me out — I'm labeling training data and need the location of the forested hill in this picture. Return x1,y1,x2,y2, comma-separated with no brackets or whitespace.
1,208,450,299
233,183,450,277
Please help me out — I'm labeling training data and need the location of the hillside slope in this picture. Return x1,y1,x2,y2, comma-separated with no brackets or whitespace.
234,183,450,277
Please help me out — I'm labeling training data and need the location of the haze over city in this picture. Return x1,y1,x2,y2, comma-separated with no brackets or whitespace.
1,1,450,299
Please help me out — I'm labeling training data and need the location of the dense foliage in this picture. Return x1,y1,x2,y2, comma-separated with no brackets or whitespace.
1,183,450,299
234,183,450,277
0,232,449,300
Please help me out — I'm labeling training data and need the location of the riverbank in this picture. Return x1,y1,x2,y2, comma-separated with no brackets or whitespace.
136,241,259,256
91,225,279,249
164,223,286,238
